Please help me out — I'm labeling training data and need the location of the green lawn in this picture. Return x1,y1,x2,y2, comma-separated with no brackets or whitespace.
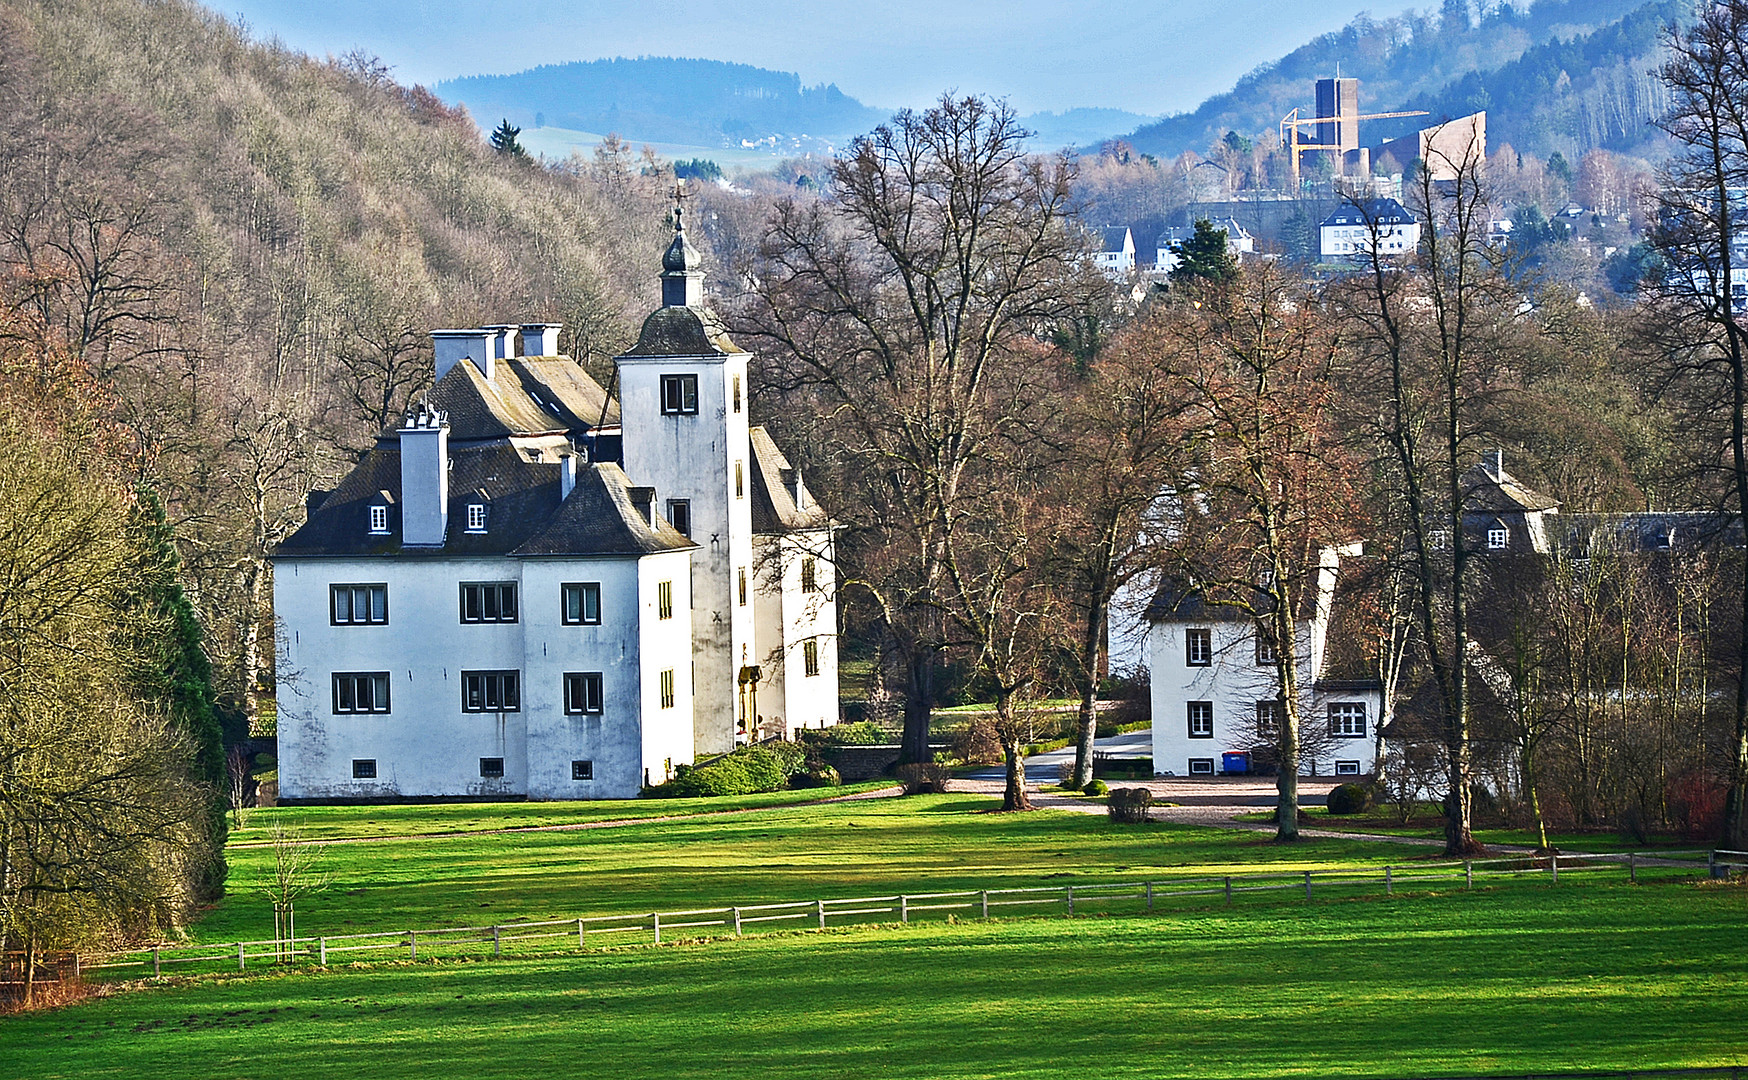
201,794,1412,944
7,878,1744,1079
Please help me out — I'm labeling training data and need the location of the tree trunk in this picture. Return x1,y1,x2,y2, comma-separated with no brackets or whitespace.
998,695,1032,812
899,649,936,765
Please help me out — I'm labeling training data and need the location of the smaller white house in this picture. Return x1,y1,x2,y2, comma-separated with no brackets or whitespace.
1146,546,1382,779
1093,226,1136,279
1320,198,1420,261
1156,218,1254,273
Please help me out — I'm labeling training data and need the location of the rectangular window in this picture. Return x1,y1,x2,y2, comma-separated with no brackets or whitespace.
466,503,487,532
732,374,742,413
1429,529,1450,551
561,582,601,625
661,373,699,415
369,505,389,534
1335,760,1361,775
352,759,377,779
479,757,505,779
1186,628,1212,666
1255,632,1276,665
801,558,818,593
659,668,675,709
1329,702,1368,738
460,582,518,623
564,671,604,715
333,672,391,714
658,581,673,620
1256,700,1282,740
331,584,388,625
1488,526,1509,550
572,760,593,780
668,499,691,538
735,460,744,498
1187,700,1214,739
1188,757,1215,776
803,639,820,677
462,670,521,712
738,567,747,607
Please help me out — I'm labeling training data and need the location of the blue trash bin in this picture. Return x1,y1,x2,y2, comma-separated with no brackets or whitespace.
1222,751,1250,775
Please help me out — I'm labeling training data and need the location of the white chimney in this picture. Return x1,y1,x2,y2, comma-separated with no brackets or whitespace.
484,324,518,362
559,452,578,501
432,329,496,382
521,322,562,357
399,404,450,547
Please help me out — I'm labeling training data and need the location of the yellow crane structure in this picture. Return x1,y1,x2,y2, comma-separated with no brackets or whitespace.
1280,107,1429,185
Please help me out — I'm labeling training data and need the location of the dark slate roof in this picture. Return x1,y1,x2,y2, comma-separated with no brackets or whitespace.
1315,557,1385,685
1461,463,1559,513
624,305,745,357
1560,511,1744,554
1099,226,1133,253
1320,198,1416,228
422,355,619,440
1143,576,1255,623
748,426,830,534
275,444,693,559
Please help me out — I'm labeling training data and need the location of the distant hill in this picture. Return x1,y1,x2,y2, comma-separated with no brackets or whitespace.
1122,0,1667,161
435,57,1155,160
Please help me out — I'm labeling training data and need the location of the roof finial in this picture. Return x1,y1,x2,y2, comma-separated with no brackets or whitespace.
672,177,691,234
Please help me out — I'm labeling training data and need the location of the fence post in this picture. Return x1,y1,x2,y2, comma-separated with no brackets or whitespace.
1224,876,1233,905
1145,882,1153,912
408,931,417,961
816,899,826,930
1066,885,1074,916
492,925,501,959
578,918,586,948
318,938,327,966
980,891,989,919
1628,852,1637,884
1550,856,1558,885
1709,850,1718,878
899,896,909,923
652,913,661,944
1465,861,1473,890
733,907,742,936
1304,871,1312,901
153,947,161,979
238,942,246,972
71,954,80,982
1384,866,1392,897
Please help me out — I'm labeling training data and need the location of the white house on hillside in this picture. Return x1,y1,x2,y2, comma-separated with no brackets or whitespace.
1320,198,1420,261
272,214,838,802
1093,226,1136,279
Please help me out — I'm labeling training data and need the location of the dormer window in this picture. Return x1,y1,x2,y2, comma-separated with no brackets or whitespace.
369,504,389,534
466,503,488,533
661,373,699,415
1429,530,1450,551
1488,523,1509,550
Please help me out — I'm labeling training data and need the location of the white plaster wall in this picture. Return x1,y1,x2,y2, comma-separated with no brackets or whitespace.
637,550,697,786
617,350,752,758
778,529,838,733
275,551,688,801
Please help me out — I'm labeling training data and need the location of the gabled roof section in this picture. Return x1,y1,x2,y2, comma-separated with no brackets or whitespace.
1321,198,1416,228
624,304,746,357
274,443,691,559
1462,462,1559,514
1099,226,1133,253
748,426,830,534
422,355,618,441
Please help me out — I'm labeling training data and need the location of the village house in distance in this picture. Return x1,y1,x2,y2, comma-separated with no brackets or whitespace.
272,214,839,802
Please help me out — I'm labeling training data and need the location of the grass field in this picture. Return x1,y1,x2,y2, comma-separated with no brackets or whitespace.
199,794,1410,943
5,877,1744,1079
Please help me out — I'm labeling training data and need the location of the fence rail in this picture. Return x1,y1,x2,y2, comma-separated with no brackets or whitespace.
65,848,1729,981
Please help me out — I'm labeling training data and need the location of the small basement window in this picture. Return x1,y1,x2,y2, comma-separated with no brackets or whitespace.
479,757,505,779
1335,760,1361,775
572,760,593,781
352,759,377,779
1188,758,1215,776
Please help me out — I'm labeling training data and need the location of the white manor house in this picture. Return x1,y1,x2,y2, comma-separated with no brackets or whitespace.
272,220,838,802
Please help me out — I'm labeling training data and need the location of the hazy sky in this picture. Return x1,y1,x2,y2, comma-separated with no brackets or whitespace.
224,0,1425,116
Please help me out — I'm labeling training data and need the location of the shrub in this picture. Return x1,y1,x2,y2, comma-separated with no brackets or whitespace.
1082,779,1109,796
1327,783,1372,815
791,765,841,789
1107,787,1153,823
895,762,951,794
643,742,807,798
814,721,887,745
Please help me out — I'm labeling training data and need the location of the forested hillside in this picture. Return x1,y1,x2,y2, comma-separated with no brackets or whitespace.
1125,0,1665,160
0,0,682,732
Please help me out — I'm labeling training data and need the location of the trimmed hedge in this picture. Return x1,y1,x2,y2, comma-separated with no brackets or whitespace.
644,742,808,798
1327,782,1373,815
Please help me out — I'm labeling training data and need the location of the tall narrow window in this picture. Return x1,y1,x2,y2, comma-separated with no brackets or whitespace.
461,670,521,712
657,581,673,620
333,672,391,714
1255,701,1282,740
668,499,691,538
461,582,518,623
659,668,675,709
738,568,747,607
562,582,601,625
1186,628,1212,666
732,374,742,413
369,505,389,534
331,584,388,625
735,460,744,498
800,558,818,593
466,502,488,532
1187,700,1214,738
661,373,699,415
803,639,820,677
1255,632,1276,665
565,672,605,714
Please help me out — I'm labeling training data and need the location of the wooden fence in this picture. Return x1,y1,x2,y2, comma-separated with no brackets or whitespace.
59,847,1743,983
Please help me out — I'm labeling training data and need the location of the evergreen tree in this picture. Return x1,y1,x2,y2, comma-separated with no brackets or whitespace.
1281,206,1317,264
1170,218,1238,285
490,118,527,158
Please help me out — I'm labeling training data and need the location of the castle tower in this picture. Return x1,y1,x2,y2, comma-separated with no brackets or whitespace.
615,198,753,756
